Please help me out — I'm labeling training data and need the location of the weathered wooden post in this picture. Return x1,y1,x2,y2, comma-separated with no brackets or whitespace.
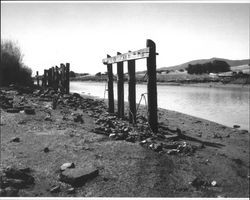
48,68,52,87
146,39,158,132
127,53,136,124
43,69,48,87
51,67,55,88
36,71,39,86
117,52,124,118
60,64,65,93
107,55,114,113
65,63,70,94
55,66,59,90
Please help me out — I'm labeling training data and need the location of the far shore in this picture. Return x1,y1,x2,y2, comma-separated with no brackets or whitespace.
71,79,250,90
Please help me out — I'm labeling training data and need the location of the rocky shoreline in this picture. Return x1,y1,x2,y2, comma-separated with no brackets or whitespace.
0,85,249,197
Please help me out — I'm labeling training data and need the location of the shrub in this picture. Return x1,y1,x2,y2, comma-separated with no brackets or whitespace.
0,39,33,86
187,60,230,74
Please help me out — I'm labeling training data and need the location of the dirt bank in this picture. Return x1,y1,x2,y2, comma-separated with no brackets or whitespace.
0,86,249,197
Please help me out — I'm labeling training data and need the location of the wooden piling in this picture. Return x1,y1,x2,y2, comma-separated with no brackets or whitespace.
55,66,59,90
60,64,65,93
127,57,136,123
36,71,39,86
51,67,55,88
65,63,70,94
117,52,124,118
48,68,52,87
146,39,158,132
107,55,114,113
43,69,48,87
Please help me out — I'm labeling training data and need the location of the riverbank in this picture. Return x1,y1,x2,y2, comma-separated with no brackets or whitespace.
0,86,249,197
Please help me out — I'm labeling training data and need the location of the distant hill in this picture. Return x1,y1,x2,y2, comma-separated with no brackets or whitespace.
157,57,249,72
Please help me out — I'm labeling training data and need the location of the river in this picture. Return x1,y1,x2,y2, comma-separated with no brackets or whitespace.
70,81,249,131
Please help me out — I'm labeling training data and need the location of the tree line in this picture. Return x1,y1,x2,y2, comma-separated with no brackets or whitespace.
186,60,230,74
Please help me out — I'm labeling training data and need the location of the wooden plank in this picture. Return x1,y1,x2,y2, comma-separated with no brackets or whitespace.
128,57,136,124
147,39,158,133
107,55,114,113
102,48,149,64
117,52,124,118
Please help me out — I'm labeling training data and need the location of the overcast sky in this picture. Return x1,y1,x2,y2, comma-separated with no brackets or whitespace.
1,2,249,75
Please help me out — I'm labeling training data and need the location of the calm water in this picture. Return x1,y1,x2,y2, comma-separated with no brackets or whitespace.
70,81,249,130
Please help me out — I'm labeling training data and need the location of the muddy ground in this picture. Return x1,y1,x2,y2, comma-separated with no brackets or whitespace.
0,86,249,197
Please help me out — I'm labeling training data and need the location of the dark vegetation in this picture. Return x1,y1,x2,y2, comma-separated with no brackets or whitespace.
0,40,33,86
186,60,230,74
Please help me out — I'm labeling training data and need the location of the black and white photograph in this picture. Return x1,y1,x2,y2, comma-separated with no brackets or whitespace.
0,0,249,198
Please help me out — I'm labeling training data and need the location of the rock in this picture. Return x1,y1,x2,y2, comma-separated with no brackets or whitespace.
190,177,209,188
233,125,240,128
239,130,248,134
10,137,20,143
50,185,60,193
4,187,19,197
153,143,163,152
43,147,50,153
6,108,20,113
44,115,52,121
60,163,75,171
59,166,99,186
115,132,126,140
73,114,84,123
72,93,81,98
24,108,35,115
109,133,116,139
140,140,147,144
167,149,179,155
125,136,136,143
4,178,26,189
4,166,35,185
211,180,217,187
67,187,75,194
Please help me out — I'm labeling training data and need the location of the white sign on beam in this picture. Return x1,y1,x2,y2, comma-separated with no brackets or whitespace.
102,48,150,64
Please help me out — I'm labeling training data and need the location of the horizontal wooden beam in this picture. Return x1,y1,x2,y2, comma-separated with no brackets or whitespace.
102,48,150,64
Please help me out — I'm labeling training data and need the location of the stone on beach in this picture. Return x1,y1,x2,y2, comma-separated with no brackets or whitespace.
59,165,99,186
10,137,20,143
60,162,75,171
24,108,35,115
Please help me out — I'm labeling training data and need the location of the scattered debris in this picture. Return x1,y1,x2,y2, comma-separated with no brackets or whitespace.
4,166,35,186
50,185,60,193
73,114,84,123
67,187,76,194
24,108,35,115
6,108,20,113
189,177,210,189
3,187,19,197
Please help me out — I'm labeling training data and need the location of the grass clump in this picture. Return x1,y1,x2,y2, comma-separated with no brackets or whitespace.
0,39,33,86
